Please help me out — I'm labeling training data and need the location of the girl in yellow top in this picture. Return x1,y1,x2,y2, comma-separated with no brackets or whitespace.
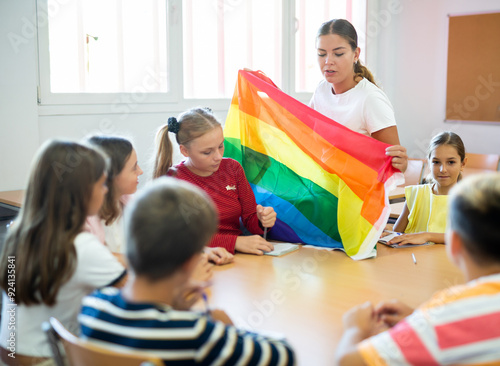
389,132,467,246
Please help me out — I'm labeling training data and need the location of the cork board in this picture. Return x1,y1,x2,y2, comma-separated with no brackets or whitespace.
446,12,500,122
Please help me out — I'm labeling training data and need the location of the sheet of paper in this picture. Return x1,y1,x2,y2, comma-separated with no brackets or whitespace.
264,243,299,256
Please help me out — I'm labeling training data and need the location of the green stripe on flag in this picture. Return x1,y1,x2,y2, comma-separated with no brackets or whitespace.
224,137,243,165
225,137,341,242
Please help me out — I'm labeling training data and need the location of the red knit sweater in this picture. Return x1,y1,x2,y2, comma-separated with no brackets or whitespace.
172,158,263,253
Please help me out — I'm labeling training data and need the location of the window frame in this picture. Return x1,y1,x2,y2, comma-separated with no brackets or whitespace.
36,0,365,115
37,0,182,107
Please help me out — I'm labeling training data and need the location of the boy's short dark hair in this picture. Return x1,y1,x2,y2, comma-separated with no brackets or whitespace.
124,177,218,281
449,172,500,265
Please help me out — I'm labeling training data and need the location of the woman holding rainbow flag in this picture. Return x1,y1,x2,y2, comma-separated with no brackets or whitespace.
310,18,408,173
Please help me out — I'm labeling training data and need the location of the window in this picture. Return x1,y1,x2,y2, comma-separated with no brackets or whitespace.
37,0,366,108
183,0,282,99
47,0,167,94
37,0,177,105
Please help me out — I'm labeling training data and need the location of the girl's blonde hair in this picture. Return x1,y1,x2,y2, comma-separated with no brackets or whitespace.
426,131,466,183
87,135,133,225
317,19,377,86
153,107,221,179
0,140,107,306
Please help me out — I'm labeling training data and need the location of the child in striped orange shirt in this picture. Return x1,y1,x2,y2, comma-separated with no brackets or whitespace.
335,172,500,366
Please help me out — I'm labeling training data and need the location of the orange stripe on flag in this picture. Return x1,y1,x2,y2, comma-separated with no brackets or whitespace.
233,76,387,225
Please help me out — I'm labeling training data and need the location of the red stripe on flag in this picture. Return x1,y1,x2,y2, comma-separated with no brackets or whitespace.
238,70,399,179
436,311,500,349
390,320,440,366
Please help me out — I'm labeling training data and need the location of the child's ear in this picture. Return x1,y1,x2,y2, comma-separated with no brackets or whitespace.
179,144,189,158
446,229,464,266
461,156,468,169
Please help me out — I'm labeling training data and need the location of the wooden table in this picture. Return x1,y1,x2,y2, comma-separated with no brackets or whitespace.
0,190,23,220
0,190,24,208
210,244,463,366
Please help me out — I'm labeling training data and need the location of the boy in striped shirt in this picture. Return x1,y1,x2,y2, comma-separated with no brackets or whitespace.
79,177,295,365
335,173,500,366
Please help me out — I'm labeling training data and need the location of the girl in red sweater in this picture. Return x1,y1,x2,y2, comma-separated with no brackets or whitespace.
153,107,276,258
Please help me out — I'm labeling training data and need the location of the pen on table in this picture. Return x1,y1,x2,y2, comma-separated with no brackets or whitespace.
263,227,267,241
202,292,210,317
412,253,417,265
383,230,402,236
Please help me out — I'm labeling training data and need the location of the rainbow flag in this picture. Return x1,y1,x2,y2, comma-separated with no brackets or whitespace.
224,70,403,259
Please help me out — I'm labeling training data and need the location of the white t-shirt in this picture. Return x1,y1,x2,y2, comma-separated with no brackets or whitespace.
86,215,126,253
102,216,125,253
85,195,132,253
309,78,397,136
0,232,125,357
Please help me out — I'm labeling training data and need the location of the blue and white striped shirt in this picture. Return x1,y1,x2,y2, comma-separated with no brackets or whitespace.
79,287,296,365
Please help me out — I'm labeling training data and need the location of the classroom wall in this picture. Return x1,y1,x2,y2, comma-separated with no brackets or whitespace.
369,0,500,158
0,0,39,191
1,0,499,192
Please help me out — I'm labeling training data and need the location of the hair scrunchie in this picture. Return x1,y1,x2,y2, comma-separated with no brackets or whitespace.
167,117,180,134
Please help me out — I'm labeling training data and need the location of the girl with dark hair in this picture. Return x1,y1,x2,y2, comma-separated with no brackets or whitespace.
85,136,143,255
310,19,408,173
86,135,214,281
0,141,125,365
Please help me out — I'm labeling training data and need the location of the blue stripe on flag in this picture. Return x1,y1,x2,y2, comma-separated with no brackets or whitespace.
251,184,342,248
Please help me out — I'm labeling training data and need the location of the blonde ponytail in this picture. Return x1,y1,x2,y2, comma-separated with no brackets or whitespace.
153,108,221,179
153,124,173,179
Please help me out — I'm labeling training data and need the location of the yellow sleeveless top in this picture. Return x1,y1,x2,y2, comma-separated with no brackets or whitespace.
404,184,448,234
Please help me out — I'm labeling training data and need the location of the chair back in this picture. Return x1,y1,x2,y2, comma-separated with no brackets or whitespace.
43,317,164,366
465,153,500,170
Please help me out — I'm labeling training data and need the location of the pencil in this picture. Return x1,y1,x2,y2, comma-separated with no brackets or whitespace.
412,253,417,264
263,227,268,241
202,292,210,316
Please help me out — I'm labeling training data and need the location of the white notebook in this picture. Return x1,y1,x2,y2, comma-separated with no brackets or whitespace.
264,243,300,256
